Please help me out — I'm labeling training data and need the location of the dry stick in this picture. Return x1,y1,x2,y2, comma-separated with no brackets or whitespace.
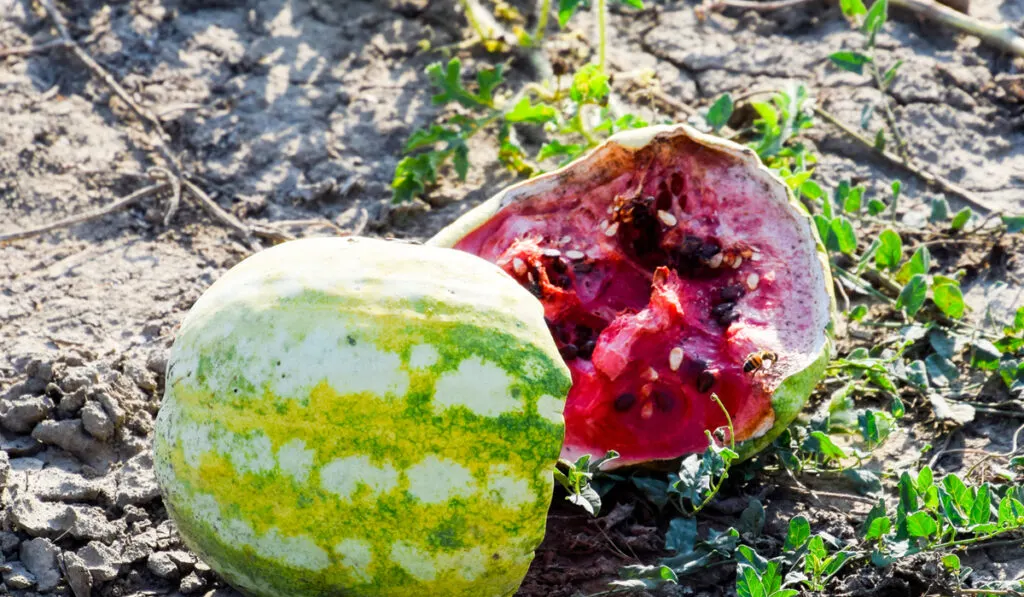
0,182,170,244
32,0,257,244
0,38,70,58
890,0,1024,59
702,0,818,12
813,106,996,215
701,0,1024,60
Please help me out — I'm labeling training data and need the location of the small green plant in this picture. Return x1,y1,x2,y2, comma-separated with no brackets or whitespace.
830,0,908,161
394,1,647,204
553,450,619,516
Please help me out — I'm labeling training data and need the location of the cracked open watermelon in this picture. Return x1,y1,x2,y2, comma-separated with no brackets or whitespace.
153,237,571,597
431,124,835,467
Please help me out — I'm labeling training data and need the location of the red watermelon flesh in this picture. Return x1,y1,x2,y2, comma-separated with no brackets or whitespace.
446,128,831,466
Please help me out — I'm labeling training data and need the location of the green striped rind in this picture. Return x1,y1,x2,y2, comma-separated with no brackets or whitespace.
429,124,836,465
153,237,571,597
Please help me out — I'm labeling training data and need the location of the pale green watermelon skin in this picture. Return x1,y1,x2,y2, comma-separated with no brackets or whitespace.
153,237,571,597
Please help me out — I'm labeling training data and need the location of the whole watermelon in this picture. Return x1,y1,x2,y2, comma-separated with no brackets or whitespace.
153,237,571,597
431,124,835,467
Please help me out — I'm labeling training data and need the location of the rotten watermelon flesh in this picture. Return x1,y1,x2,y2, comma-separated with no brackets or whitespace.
454,138,825,465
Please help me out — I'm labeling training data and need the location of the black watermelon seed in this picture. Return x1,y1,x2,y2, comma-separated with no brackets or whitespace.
699,241,721,260
670,172,685,196
559,344,579,360
578,340,596,359
653,391,674,412
696,371,716,393
573,261,594,274
680,235,703,256
720,284,745,301
711,302,735,317
614,393,637,411
717,310,741,326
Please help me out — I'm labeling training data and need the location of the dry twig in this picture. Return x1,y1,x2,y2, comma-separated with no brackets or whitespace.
0,0,265,246
699,0,1024,59
813,106,996,215
0,182,170,244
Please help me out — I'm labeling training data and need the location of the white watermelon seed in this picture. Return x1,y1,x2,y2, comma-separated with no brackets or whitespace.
604,222,620,236
512,258,527,275
731,256,743,269
746,273,760,290
708,253,723,268
657,210,677,227
669,347,684,371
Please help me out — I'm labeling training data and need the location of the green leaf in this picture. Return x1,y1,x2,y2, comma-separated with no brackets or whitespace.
998,496,1024,528
874,128,886,151
801,180,824,201
616,0,644,8
930,197,950,222
896,246,931,284
537,139,585,163
970,339,1002,370
950,207,972,230
849,304,869,321
970,484,992,526
944,474,973,514
476,66,504,105
925,353,958,387
830,51,873,74
942,554,961,572
933,283,965,319
875,229,903,270
840,0,868,17
740,500,766,538
861,501,889,539
570,64,611,104
504,97,557,124
1002,214,1024,233
898,471,919,513
882,60,903,88
452,144,469,180
567,484,602,516
868,198,886,216
906,511,937,538
827,216,858,254
806,431,848,461
557,0,584,27
665,516,698,553
426,59,501,108
391,152,442,203
706,94,734,132
843,186,865,213
863,0,888,42
813,215,831,245
906,359,928,389
784,516,811,552
896,274,928,317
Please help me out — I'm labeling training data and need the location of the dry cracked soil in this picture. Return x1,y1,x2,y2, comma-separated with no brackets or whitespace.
1,0,1023,596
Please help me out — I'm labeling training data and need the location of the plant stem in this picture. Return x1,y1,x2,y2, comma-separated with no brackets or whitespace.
868,57,911,165
597,0,608,72
459,0,490,41
533,0,552,46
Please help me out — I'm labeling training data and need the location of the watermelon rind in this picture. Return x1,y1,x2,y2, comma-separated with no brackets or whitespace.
429,123,836,465
154,237,572,597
